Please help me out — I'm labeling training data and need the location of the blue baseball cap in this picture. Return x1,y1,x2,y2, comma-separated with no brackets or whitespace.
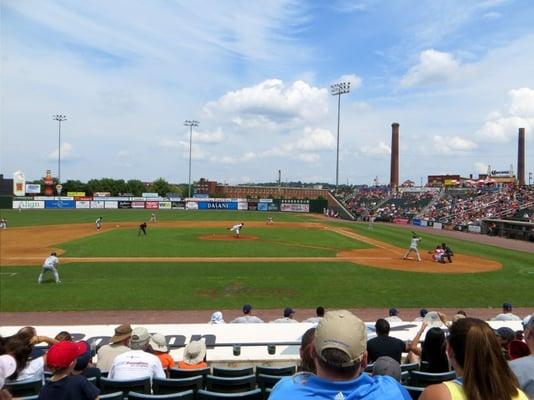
243,304,252,314
389,308,399,316
284,307,295,317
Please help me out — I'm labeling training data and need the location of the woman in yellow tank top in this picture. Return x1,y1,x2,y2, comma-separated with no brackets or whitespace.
420,318,528,400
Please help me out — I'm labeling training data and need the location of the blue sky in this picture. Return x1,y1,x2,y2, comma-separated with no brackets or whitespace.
1,0,533,185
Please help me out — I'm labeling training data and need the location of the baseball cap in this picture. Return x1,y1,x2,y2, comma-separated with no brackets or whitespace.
496,327,515,342
503,303,513,311
74,341,91,371
314,310,367,367
372,356,401,381
149,333,168,353
419,309,428,318
284,307,295,318
243,304,252,314
389,308,399,316
0,354,17,388
110,324,133,344
46,341,87,369
130,327,151,346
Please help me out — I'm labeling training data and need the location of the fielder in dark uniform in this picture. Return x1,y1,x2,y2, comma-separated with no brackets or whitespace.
138,222,147,236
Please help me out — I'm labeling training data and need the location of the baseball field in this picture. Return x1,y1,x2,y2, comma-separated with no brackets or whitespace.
0,209,533,313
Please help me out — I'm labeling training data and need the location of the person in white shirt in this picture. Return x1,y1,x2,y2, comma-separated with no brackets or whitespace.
227,222,244,238
385,308,403,323
492,303,522,321
96,217,103,231
403,233,422,262
230,304,264,323
38,252,60,284
272,307,299,323
303,306,325,324
108,327,165,380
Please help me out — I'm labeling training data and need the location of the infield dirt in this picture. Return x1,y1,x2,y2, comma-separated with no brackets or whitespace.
0,221,501,273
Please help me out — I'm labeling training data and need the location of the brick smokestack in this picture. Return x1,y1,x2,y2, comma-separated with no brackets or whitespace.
518,127,525,186
390,123,399,190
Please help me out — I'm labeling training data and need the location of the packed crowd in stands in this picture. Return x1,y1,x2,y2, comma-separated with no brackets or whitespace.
342,185,534,229
1,304,533,400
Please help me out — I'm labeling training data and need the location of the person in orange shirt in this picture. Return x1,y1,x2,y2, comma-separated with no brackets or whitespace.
149,333,175,377
177,340,208,370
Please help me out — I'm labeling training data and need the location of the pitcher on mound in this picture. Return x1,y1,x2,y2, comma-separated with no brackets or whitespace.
227,222,244,238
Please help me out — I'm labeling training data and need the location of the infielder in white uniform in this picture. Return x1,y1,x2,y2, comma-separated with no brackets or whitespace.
403,233,422,262
38,252,61,284
96,216,103,231
227,222,244,238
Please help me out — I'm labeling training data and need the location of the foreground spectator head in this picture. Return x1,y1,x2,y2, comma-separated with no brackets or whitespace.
149,334,168,353
421,328,449,373
375,319,390,336
55,331,73,342
313,310,367,380
0,335,32,380
421,318,523,400
46,341,87,372
209,311,225,324
111,324,132,344
183,340,206,366
129,327,151,351
372,356,401,381
496,327,516,359
0,355,17,388
73,341,91,371
298,328,316,374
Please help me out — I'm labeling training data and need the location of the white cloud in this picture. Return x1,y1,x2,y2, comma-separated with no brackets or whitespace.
296,128,335,151
432,135,478,153
192,128,225,144
336,74,362,90
46,143,78,161
204,79,329,123
476,88,534,142
359,141,391,156
474,162,490,174
400,49,469,87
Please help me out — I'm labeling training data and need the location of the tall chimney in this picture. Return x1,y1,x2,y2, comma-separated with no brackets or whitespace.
390,123,399,190
518,128,525,185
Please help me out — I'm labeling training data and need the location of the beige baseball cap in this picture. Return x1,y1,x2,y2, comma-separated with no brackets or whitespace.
314,310,367,367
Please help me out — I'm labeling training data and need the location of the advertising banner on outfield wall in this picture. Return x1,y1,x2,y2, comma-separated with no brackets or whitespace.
186,201,199,210
172,201,185,209
45,200,75,209
118,201,132,209
393,218,409,225
25,184,41,194
159,201,172,209
90,201,105,209
468,225,481,234
131,201,145,209
12,200,45,209
93,192,111,197
67,192,86,197
258,202,268,211
281,203,309,212
433,222,443,229
198,201,238,210
142,192,159,198
412,218,422,226
76,201,91,209
105,201,118,209
238,202,248,210
145,201,159,209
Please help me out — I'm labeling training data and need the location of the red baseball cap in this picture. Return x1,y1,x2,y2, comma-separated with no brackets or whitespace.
46,341,88,369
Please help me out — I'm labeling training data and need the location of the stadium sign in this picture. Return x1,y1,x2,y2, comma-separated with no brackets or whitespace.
67,192,86,197
142,192,159,198
491,170,512,177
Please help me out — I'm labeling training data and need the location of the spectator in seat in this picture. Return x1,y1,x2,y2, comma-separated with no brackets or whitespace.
177,340,207,370
496,327,516,360
420,318,528,400
493,303,522,321
272,307,298,323
304,306,325,323
38,341,100,400
372,356,401,382
230,304,264,323
510,315,534,398
14,327,57,382
0,354,17,400
108,327,165,380
71,341,101,382
55,331,73,342
409,323,449,372
298,328,316,374
385,308,402,323
270,310,410,399
96,324,132,372
149,334,175,376
209,311,225,324
0,335,32,383
367,319,409,363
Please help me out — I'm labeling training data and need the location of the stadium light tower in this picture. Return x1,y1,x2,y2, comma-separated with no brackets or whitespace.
52,114,67,183
330,81,351,193
184,120,199,198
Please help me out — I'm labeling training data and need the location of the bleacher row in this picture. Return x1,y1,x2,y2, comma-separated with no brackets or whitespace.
5,363,458,400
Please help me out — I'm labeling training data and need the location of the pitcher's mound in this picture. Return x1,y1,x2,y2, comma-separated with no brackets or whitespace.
199,234,259,241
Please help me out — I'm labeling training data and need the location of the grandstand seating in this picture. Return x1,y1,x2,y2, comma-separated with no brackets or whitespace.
205,374,256,393
212,367,254,377
195,388,262,400
127,391,195,400
170,367,211,380
255,365,296,376
403,385,424,399
152,376,203,395
100,377,151,396
409,370,456,387
3,378,42,397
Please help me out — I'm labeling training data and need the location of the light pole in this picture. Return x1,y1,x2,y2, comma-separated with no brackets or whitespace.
330,81,351,193
184,120,199,198
52,114,67,183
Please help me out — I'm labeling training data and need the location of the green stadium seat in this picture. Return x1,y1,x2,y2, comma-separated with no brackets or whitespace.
255,365,296,376
206,374,256,393
196,388,262,400
127,391,194,400
409,370,456,387
100,392,125,400
99,377,151,396
152,376,203,395
403,385,424,400
212,367,254,377
3,379,42,397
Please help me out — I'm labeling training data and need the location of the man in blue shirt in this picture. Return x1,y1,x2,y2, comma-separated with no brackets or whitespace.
270,310,411,400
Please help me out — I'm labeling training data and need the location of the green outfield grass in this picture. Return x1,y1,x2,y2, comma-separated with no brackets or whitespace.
58,227,370,257
0,209,314,227
1,211,533,311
